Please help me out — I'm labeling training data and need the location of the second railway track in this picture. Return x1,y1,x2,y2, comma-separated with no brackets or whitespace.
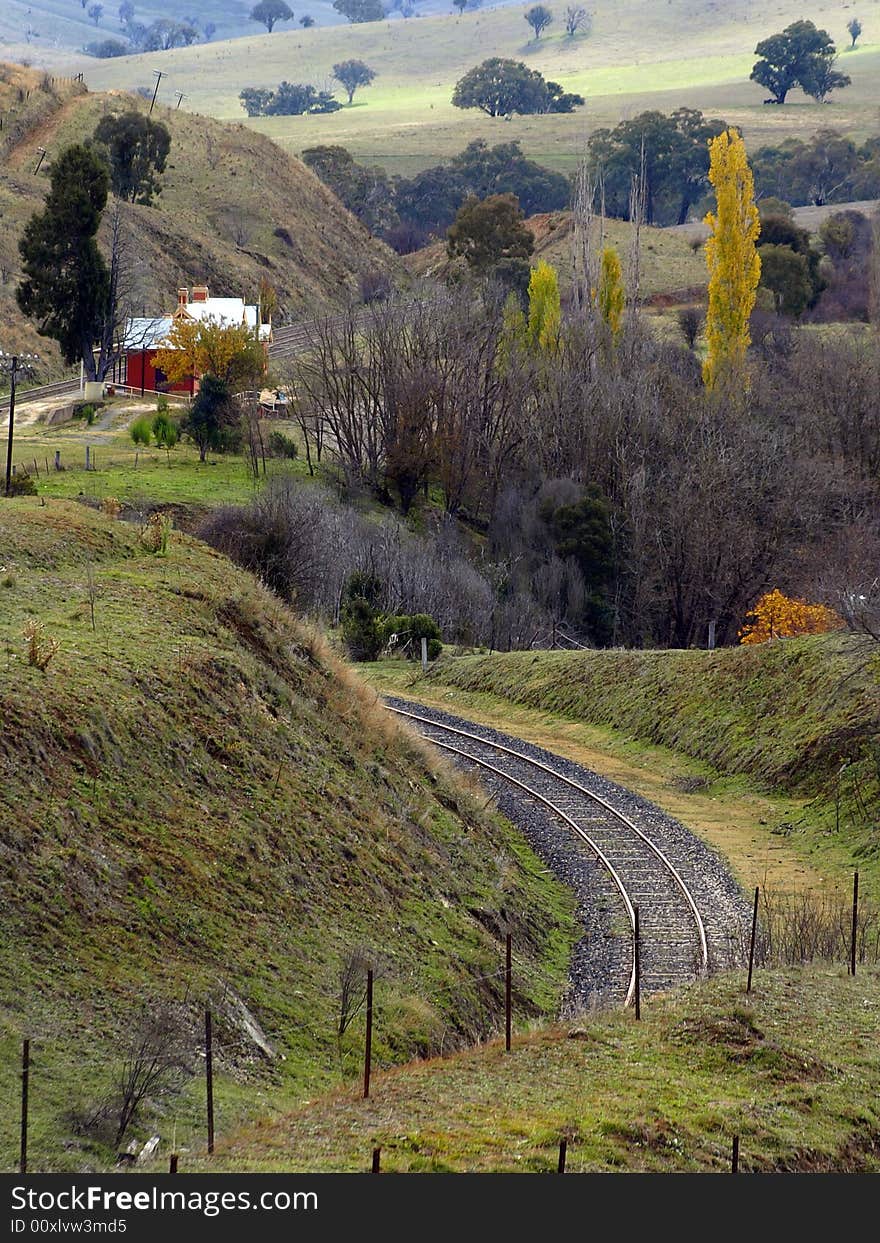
386,697,749,1012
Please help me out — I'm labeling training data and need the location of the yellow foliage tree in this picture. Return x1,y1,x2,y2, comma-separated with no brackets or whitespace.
596,246,625,341
527,261,561,354
153,318,265,389
703,128,761,390
739,589,843,645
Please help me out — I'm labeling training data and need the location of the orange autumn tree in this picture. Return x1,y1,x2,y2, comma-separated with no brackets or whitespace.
152,319,266,389
739,589,843,645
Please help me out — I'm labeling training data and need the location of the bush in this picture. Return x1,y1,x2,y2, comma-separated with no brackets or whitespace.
267,430,298,459
360,270,392,304
74,402,97,425
341,596,383,661
380,612,442,660
130,416,152,446
152,411,178,449
5,472,37,497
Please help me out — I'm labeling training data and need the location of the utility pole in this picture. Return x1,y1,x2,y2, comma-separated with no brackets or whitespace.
149,69,166,115
174,91,187,109
33,146,46,175
1,353,39,497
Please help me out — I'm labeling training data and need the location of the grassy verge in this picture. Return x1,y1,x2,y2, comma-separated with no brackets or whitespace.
0,499,576,1171
213,965,880,1171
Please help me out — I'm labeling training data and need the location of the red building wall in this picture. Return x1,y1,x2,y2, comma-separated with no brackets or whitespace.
124,350,196,396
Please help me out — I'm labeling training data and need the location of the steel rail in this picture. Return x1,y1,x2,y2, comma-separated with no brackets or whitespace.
427,735,639,1008
389,704,710,993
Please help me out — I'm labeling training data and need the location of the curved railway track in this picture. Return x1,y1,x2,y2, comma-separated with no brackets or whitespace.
386,700,745,1009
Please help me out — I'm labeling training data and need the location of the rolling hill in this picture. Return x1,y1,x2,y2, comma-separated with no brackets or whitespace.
42,0,880,176
0,498,575,1170
0,63,403,374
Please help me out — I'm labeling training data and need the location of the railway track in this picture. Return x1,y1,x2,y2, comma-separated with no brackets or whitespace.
386,699,747,1009
0,378,81,413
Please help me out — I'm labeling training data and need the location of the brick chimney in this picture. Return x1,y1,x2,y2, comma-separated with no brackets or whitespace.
192,285,209,303
177,288,188,307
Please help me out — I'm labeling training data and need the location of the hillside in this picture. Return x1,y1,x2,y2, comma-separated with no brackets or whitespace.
55,0,880,175
0,64,403,376
0,499,575,1170
406,210,709,301
211,966,880,1171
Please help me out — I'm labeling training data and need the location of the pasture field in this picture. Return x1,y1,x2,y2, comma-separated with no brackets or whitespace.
61,0,880,175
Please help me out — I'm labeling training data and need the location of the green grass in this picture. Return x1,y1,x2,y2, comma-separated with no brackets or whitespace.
64,1,880,175
9,400,313,507
0,499,576,1171
209,966,880,1171
360,638,880,900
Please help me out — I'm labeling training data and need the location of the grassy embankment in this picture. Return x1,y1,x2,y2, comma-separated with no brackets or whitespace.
0,499,576,1171
361,635,880,901
214,966,880,1171
70,0,880,176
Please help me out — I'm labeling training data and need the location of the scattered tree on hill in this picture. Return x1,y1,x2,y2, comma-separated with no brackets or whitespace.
88,3,104,24
393,139,570,241
587,108,727,225
332,0,384,22
757,243,813,316
847,17,862,48
239,87,274,116
92,111,171,205
757,214,825,310
596,246,625,340
524,4,553,39
453,0,468,11
302,145,397,234
203,20,217,38
452,57,583,117
17,145,111,382
800,53,851,103
750,21,848,104
85,38,129,56
751,129,880,206
447,193,534,275
332,59,377,104
249,0,294,32
564,5,589,36
702,129,761,390
739,589,842,643
118,0,135,23
300,13,314,24
239,82,341,115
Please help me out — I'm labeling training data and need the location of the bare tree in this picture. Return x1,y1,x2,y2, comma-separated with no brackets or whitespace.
113,1005,189,1147
564,5,589,36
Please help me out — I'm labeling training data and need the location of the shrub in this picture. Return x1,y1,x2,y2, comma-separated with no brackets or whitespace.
380,611,442,659
5,472,37,496
267,430,298,459
130,416,152,446
341,597,383,661
23,619,59,669
152,411,178,449
74,403,97,425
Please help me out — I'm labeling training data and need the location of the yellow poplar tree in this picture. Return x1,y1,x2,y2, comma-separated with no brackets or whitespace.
596,246,625,341
527,261,561,353
703,128,761,389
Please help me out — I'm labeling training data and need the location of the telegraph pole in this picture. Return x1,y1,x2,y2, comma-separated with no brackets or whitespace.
149,70,166,115
1,353,39,497
174,91,187,109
